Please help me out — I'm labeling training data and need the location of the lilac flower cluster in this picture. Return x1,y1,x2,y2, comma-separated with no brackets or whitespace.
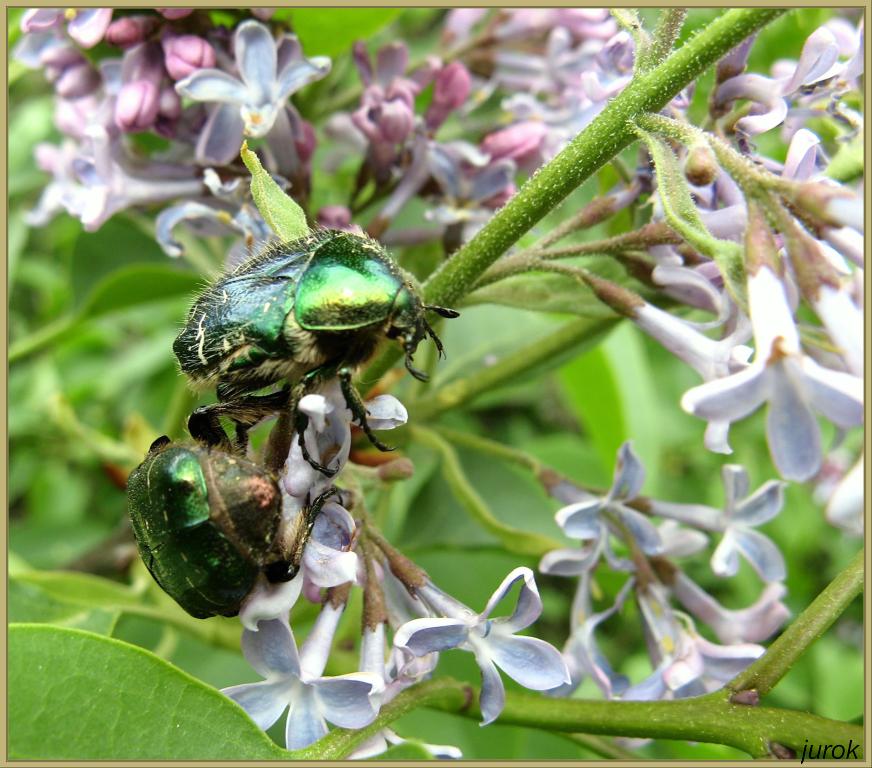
541,443,790,702
220,382,568,754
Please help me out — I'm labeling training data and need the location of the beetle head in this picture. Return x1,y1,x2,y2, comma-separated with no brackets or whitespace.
388,284,460,381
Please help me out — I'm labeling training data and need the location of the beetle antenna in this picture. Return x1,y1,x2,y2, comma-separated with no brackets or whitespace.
425,304,460,319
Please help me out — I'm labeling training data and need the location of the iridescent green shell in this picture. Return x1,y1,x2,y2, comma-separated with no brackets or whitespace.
127,442,283,619
172,229,410,392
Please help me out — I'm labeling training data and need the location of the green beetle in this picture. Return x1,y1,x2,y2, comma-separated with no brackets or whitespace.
127,436,328,618
172,229,458,468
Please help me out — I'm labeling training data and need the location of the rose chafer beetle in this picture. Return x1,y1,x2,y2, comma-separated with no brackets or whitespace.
127,435,331,619
173,228,458,471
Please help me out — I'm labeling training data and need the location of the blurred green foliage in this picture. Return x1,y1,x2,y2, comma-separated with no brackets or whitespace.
7,7,862,760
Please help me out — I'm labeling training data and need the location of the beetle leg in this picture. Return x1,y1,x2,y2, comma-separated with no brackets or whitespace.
338,367,395,453
188,406,235,453
263,488,338,583
294,409,339,476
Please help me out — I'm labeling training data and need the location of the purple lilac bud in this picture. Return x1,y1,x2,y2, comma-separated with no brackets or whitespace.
115,80,160,132
317,205,354,230
53,58,101,99
425,61,472,130
105,15,158,48
251,8,276,21
162,33,217,80
157,8,193,20
481,121,548,166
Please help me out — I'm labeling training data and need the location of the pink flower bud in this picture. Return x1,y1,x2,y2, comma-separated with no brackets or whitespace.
317,205,353,230
433,62,471,111
684,144,719,186
294,120,317,164
115,80,160,132
162,33,216,80
157,8,193,20
481,121,548,164
158,85,182,120
105,16,157,48
377,99,414,144
54,60,100,99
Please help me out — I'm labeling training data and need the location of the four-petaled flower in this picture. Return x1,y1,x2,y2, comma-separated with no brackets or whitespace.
393,567,570,725
222,611,382,749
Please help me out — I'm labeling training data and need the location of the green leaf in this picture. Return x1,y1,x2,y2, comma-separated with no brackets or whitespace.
8,624,288,759
12,569,144,608
240,141,308,241
9,579,120,635
286,9,401,58
558,323,662,493
465,272,617,318
374,740,437,759
826,132,863,183
9,265,201,363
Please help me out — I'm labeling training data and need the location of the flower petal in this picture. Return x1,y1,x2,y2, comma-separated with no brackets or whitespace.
238,573,303,631
241,617,300,678
235,20,277,105
766,362,821,481
176,68,248,104
286,687,328,750
555,500,604,539
487,633,570,690
476,654,506,725
276,56,332,103
721,464,750,513
710,529,741,578
732,480,785,526
314,673,381,728
695,636,765,682
800,357,864,428
680,363,769,423
611,442,645,500
394,617,468,655
364,395,408,430
196,103,245,166
480,567,541,630
538,545,599,576
222,680,289,731
614,505,663,555
730,527,786,583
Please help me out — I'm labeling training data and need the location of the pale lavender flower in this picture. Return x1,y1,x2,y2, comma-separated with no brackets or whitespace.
62,126,204,231
393,567,570,725
555,442,663,560
627,584,765,700
670,571,789,644
681,264,863,480
651,465,786,582
222,611,383,750
66,8,113,49
825,454,864,537
26,141,80,226
175,21,330,162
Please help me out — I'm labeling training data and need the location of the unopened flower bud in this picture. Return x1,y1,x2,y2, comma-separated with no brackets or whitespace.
376,457,415,482
54,60,100,99
158,84,182,120
162,33,216,80
434,62,471,110
684,144,719,186
583,272,645,317
115,80,160,132
317,205,353,230
105,15,157,48
157,8,193,20
481,121,548,164
791,182,862,232
295,119,317,164
378,99,415,143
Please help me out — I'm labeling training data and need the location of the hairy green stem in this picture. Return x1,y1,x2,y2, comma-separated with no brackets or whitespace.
306,678,863,760
411,317,616,421
642,8,688,71
729,548,864,697
364,9,783,388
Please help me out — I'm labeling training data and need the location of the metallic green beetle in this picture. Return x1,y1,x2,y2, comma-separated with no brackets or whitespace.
127,436,328,618
173,229,458,469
